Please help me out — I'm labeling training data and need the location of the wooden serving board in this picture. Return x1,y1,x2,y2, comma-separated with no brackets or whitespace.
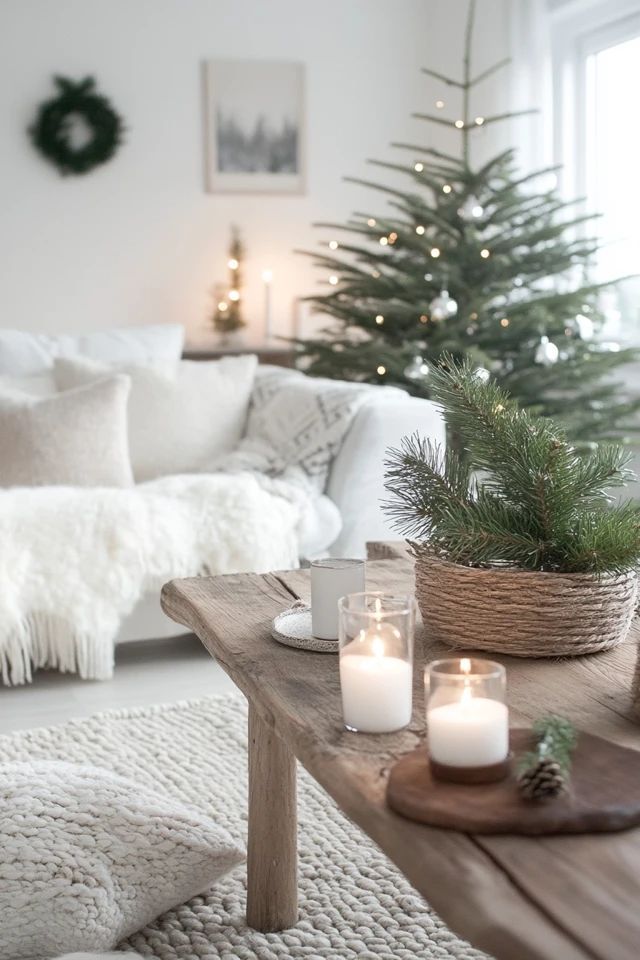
387,728,640,835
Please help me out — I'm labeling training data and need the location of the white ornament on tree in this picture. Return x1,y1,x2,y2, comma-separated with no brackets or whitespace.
473,366,490,383
404,356,430,381
574,313,595,340
458,195,484,220
534,335,559,367
429,289,458,321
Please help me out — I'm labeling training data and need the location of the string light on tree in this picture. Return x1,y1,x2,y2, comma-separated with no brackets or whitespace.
367,218,376,226
414,162,424,172
480,248,491,258
500,317,510,328
375,314,385,325
379,236,389,246
454,119,465,129
430,247,441,258
329,275,339,285
415,225,425,235
377,364,386,376
474,116,485,125
442,184,452,194
435,99,445,109
329,240,339,250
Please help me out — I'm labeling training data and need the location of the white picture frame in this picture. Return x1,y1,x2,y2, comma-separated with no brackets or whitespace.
204,59,305,195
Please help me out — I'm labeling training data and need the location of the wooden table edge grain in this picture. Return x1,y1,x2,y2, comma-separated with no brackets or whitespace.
161,548,640,960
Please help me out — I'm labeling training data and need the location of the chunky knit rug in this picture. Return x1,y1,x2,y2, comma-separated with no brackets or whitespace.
0,695,489,960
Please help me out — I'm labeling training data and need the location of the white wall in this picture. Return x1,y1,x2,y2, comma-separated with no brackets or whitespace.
0,0,511,346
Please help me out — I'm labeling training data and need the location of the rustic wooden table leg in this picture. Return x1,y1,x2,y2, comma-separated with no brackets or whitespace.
246,702,298,931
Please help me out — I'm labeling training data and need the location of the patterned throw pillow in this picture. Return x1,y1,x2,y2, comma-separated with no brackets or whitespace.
0,761,244,958
213,366,400,494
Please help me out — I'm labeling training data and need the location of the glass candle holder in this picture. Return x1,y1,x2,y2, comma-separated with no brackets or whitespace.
338,592,415,733
425,658,509,783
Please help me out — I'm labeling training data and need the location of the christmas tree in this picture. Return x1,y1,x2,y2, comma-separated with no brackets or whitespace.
213,226,245,336
296,0,638,444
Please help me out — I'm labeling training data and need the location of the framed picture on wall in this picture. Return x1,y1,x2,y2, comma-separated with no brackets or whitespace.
204,60,305,194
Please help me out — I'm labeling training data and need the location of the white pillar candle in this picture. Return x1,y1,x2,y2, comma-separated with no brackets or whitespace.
311,559,365,640
428,693,509,767
262,269,273,340
340,650,412,733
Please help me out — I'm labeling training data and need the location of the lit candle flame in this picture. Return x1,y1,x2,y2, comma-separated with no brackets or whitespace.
460,657,472,705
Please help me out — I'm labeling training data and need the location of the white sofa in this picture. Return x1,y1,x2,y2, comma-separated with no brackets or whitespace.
117,392,444,644
0,324,445,677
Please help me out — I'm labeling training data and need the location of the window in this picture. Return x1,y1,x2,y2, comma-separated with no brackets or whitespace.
550,0,640,342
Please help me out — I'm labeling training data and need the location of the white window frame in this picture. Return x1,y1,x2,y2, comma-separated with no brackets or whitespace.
550,0,640,192
549,0,640,343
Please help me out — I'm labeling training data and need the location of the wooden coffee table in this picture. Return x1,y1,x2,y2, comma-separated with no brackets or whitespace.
161,543,640,960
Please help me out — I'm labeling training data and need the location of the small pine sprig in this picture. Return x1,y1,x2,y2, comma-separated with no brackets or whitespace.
517,715,577,801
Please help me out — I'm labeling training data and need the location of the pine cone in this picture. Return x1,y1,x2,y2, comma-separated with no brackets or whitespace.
518,758,566,800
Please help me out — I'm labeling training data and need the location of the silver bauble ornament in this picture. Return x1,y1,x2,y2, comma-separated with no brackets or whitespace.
534,335,559,367
404,356,430,381
458,195,484,220
429,289,458,321
474,366,490,383
574,313,595,340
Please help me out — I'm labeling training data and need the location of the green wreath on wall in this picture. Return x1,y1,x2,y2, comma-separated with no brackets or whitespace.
29,76,125,176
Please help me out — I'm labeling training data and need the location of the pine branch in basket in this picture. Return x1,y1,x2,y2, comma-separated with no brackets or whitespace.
383,356,640,575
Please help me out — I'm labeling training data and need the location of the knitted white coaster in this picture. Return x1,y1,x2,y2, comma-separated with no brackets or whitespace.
271,601,338,653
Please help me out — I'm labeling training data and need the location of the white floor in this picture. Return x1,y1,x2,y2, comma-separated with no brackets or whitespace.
0,634,236,734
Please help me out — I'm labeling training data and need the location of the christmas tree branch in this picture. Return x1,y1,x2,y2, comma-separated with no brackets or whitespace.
470,57,512,86
471,108,538,128
420,67,465,88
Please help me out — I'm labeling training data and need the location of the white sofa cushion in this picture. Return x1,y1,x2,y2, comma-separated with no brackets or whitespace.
326,394,446,557
0,377,133,488
54,355,258,481
0,760,243,958
0,324,184,376
0,372,56,397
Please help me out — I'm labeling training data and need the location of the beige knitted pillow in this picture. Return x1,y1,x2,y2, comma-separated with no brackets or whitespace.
0,376,133,488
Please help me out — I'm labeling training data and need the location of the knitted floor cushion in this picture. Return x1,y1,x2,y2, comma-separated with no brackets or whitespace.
0,695,489,960
0,760,243,959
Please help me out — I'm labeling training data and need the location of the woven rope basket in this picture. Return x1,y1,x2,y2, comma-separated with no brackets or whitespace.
414,550,638,658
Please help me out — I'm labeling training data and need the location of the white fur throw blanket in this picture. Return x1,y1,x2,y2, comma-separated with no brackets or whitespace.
0,473,303,685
